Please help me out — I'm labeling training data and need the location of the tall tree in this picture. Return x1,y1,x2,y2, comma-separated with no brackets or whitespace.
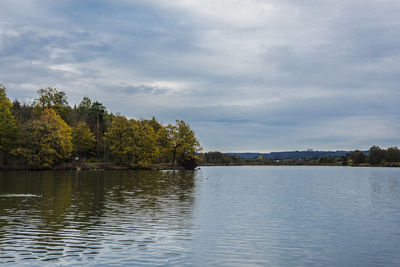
0,85,18,164
34,87,71,122
15,109,72,168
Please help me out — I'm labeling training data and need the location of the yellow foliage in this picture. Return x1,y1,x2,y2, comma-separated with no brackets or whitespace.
15,108,72,168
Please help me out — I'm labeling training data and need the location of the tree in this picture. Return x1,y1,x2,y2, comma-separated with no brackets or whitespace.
0,85,18,164
351,150,366,165
146,116,162,133
155,126,172,163
104,116,136,166
72,121,96,157
105,117,159,168
386,147,400,162
167,120,201,169
134,120,159,167
15,109,72,168
368,146,384,165
34,87,71,122
74,97,109,158
77,97,92,114
90,101,108,157
11,100,34,125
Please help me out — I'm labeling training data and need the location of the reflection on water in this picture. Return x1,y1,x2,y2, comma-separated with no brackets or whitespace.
1,167,400,266
0,170,196,266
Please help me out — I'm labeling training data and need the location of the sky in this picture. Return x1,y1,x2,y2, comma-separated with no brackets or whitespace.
1,0,399,152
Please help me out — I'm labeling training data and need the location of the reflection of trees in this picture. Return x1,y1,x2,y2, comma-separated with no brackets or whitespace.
0,170,196,263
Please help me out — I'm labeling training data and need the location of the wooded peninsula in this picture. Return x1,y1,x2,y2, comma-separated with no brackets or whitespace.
0,84,201,170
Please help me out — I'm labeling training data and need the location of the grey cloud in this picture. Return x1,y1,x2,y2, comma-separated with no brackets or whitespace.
1,0,399,151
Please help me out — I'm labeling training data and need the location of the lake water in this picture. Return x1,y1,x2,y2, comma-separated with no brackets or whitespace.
1,166,400,266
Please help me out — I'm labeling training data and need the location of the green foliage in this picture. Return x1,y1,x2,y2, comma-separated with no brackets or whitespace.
77,97,92,114
15,109,72,168
368,146,384,165
386,147,400,162
72,121,96,157
0,85,18,155
75,97,109,157
134,121,159,167
34,87,71,122
319,156,335,164
104,116,136,166
104,117,160,168
156,126,172,163
351,150,366,165
167,120,201,169
12,100,34,125
199,151,241,165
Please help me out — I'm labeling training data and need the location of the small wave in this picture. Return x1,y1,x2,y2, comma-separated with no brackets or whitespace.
0,194,42,198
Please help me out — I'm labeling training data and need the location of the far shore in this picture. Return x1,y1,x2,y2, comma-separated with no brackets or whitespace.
1,162,399,171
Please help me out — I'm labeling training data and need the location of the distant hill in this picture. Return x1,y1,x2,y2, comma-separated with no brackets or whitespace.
226,150,368,160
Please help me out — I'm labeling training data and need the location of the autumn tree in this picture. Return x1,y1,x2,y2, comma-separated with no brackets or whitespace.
104,116,136,166
72,121,96,158
105,117,159,168
15,109,72,168
156,126,172,163
0,85,18,164
34,87,71,122
133,120,159,167
167,120,201,169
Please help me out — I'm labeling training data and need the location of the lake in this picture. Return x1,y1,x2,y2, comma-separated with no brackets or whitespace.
1,166,400,266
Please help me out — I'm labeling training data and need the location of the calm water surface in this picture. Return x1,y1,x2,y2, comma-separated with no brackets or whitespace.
1,166,400,266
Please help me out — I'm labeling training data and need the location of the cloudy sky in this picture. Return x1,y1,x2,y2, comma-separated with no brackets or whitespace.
1,0,399,152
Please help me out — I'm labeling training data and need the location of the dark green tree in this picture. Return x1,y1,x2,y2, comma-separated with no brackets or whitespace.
386,147,400,162
351,150,366,165
368,146,384,165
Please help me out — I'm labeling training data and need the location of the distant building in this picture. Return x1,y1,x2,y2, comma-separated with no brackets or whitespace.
307,148,314,152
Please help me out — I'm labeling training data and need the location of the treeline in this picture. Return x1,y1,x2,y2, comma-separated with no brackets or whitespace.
0,85,201,170
199,146,400,167
342,146,400,166
198,151,241,165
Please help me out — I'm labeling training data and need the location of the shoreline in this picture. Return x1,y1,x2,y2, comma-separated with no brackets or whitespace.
1,163,399,171
0,162,187,171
